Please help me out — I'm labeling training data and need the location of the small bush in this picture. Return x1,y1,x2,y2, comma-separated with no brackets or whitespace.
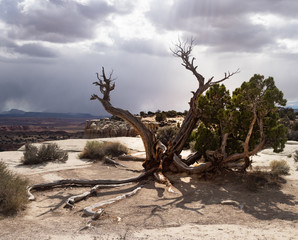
0,162,28,215
22,143,68,165
155,112,167,122
270,160,290,175
79,141,128,161
156,126,179,146
103,142,129,157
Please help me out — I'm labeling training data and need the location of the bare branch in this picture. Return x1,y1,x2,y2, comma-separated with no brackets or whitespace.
171,38,205,86
208,68,240,85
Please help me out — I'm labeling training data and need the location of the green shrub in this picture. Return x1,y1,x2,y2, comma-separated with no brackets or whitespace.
79,141,128,161
21,143,68,165
0,162,28,215
270,160,290,175
155,112,167,122
156,126,179,146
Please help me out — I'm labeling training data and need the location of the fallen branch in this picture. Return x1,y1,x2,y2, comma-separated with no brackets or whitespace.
64,183,131,209
28,170,154,201
83,186,142,217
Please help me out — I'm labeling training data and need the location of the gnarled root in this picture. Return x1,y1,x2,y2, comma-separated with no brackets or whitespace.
79,186,142,231
64,183,131,209
27,170,154,201
173,154,212,174
83,186,142,217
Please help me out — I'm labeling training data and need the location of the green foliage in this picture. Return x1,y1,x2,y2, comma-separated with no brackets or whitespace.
79,141,128,161
22,143,68,165
157,126,179,146
0,162,28,215
191,123,219,159
293,122,298,131
193,74,287,159
155,112,167,122
270,160,290,175
279,107,295,121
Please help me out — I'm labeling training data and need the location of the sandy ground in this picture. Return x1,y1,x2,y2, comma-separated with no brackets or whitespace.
0,137,297,240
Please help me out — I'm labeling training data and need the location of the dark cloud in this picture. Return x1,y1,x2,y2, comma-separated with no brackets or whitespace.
0,37,57,58
15,43,58,58
0,0,132,43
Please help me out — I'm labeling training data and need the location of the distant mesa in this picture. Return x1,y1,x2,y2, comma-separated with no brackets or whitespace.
0,109,104,119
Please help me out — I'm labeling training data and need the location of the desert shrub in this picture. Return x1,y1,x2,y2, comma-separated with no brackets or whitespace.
21,143,68,165
156,126,179,146
294,150,298,163
270,160,290,175
293,122,298,131
0,162,28,215
103,142,128,157
79,141,128,161
155,112,167,122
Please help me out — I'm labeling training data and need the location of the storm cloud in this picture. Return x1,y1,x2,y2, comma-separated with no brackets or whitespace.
0,0,297,115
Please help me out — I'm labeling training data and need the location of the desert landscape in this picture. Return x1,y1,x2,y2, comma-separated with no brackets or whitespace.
0,136,297,239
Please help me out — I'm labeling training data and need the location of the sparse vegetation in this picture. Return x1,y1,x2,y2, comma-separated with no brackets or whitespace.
270,160,290,175
155,112,167,122
0,161,28,215
156,126,179,146
21,143,68,165
79,141,128,161
244,170,282,192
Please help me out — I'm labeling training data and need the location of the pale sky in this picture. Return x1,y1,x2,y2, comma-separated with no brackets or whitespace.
0,0,297,115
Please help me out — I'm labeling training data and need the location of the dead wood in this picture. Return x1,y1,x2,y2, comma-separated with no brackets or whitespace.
173,154,212,174
27,170,154,201
83,186,142,217
64,183,131,209
118,155,146,162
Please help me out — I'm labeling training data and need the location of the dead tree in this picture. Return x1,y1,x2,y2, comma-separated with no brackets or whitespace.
91,39,239,177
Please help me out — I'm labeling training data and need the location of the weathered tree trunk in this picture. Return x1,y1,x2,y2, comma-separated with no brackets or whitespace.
243,106,257,169
91,68,157,170
91,40,239,175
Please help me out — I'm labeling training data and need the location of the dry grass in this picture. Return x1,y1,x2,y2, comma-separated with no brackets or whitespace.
79,141,128,161
21,143,68,165
270,160,290,175
0,161,28,215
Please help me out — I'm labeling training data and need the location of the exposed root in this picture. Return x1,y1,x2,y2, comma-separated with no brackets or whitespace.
118,155,146,162
64,183,131,209
173,154,212,174
83,186,142,217
153,170,178,194
28,170,154,201
78,186,142,231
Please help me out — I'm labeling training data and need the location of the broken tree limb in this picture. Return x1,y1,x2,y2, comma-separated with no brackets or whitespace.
83,186,142,217
28,169,155,201
173,154,212,174
64,183,131,209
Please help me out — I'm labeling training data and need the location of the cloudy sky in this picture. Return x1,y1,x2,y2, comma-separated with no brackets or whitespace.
0,0,297,116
